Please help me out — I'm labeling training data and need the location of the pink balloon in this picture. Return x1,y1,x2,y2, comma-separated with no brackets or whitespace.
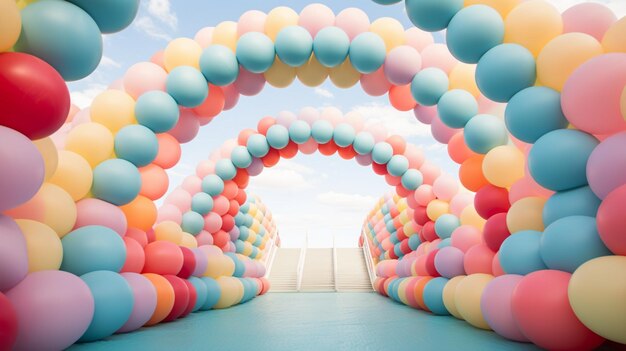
434,246,465,278
403,144,425,169
413,104,437,125
108,78,124,91
508,176,553,203
164,188,192,213
492,252,505,277
344,111,365,131
196,160,215,179
414,184,435,206
405,27,434,52
464,243,495,275
204,212,222,234
480,275,529,342
120,237,145,273
0,215,28,291
364,122,389,142
356,153,373,166
432,174,459,201
586,131,626,199
320,107,343,126
194,27,214,48
71,107,91,127
234,68,265,96
191,247,209,276
237,10,267,36
299,139,318,154
220,139,239,158
123,62,167,99
195,230,214,247
360,67,392,96
117,273,157,333
298,3,335,37
596,184,626,255
74,198,128,237
384,46,422,86
181,175,202,195
449,192,473,217
421,43,458,74
298,106,320,126
246,158,264,176
222,84,240,111
431,116,459,144
156,204,183,224
169,108,200,144
212,196,229,216
275,110,297,127
451,225,481,253
562,53,626,135
150,50,165,68
419,161,441,185
335,8,370,40
563,3,617,41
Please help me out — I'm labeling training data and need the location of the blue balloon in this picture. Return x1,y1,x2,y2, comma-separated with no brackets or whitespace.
191,192,214,215
463,114,509,154
200,45,239,86
540,216,611,273
246,134,270,158
16,1,103,80
411,68,449,106
200,277,221,310
275,26,313,67
543,186,601,226
92,159,141,206
394,244,403,258
289,120,312,144
385,220,396,233
476,44,536,102
390,234,400,244
235,240,245,253
435,214,460,239
240,202,250,213
202,174,224,196
238,227,250,241
409,234,421,250
230,146,253,168
66,0,139,33
182,211,204,235
405,0,464,31
188,277,208,312
529,129,599,191
253,234,263,247
311,120,334,143
372,142,394,164
333,123,356,147
505,87,569,143
225,253,245,278
423,277,450,315
266,125,290,149
135,91,180,133
387,155,409,177
349,32,386,74
437,89,478,128
236,32,275,73
353,132,375,155
499,230,548,275
250,246,259,258
215,159,237,181
437,238,452,248
401,169,423,190
114,125,158,167
313,27,350,68
61,226,126,275
80,271,133,342
166,66,208,108
446,5,504,63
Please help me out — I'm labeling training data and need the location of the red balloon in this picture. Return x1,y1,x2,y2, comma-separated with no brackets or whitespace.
222,181,238,200
337,145,357,159
227,200,240,216
146,228,156,243
596,184,626,255
162,275,190,322
177,247,196,279
407,192,419,208
413,206,429,225
474,185,511,219
143,241,183,275
400,239,411,254
279,141,298,159
0,293,18,350
125,228,148,247
234,189,247,205
482,213,511,252
180,279,197,318
233,169,249,188
261,148,280,167
237,129,256,146
463,244,495,275
385,174,401,186
422,221,438,242
257,116,276,135
395,184,412,197
221,214,235,232
318,141,338,156
372,162,388,175
213,230,230,248
425,249,441,277
388,248,398,259
0,52,70,139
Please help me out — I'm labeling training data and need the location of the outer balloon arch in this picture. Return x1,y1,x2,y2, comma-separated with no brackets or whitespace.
1,0,625,350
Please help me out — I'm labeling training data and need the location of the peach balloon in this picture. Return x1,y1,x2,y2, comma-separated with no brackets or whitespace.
448,132,476,164
335,8,370,40
143,273,175,326
153,134,181,170
212,21,238,52
120,195,157,232
419,162,441,185
459,155,488,192
602,17,626,53
360,67,392,96
421,44,458,74
405,27,434,53
298,3,335,37
156,204,182,225
388,84,417,111
123,62,167,99
460,205,486,231
238,10,267,36
504,0,563,57
506,196,546,233
369,17,406,52
194,27,214,48
154,221,184,244
139,164,169,201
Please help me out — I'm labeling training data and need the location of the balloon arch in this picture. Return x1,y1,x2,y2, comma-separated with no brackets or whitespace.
1,0,625,350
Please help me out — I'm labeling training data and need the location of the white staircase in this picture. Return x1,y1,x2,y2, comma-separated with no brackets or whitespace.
336,248,373,292
300,248,335,292
267,248,300,292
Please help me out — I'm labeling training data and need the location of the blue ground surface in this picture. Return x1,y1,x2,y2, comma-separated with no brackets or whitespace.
70,292,541,351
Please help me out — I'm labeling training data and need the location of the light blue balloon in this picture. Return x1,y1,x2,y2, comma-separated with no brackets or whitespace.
411,68,449,106
236,32,275,73
66,0,139,33
289,120,312,144
435,214,460,239
349,32,386,74
200,277,221,310
409,234,421,250
266,125,290,149
353,132,375,155
253,235,263,247
61,226,126,275
385,220,396,233
394,244,403,258
114,125,158,167
390,234,400,245
499,230,548,275
250,246,259,258
311,120,334,143
275,26,313,67
188,276,208,312
92,159,141,206
246,134,270,158
79,271,133,342
437,238,452,248
423,277,450,315
202,174,224,196
372,142,394,164
405,0,464,31
166,66,208,108
191,192,214,215
235,240,245,253
437,89,478,128
464,114,508,154
333,123,356,147
373,0,402,4
505,87,569,143
541,216,611,273
225,253,245,278
238,227,250,241
240,202,250,213
200,45,239,86
476,44,536,102
215,159,237,181
401,169,423,190
543,186,601,226
16,1,103,81
446,5,504,63
387,155,409,177
230,146,252,169
135,91,180,133
182,211,204,235
528,129,599,191
314,27,350,68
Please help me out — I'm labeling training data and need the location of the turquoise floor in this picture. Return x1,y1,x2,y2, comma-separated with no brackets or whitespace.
70,292,540,351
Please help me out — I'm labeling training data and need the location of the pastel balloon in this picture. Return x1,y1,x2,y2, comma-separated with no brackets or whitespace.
480,275,528,342
446,5,504,64
199,45,239,86
475,44,536,102
335,8,370,40
369,17,405,52
454,273,493,329
405,0,463,31
236,32,275,74
123,62,167,99
264,6,299,41
0,215,28,291
384,46,421,86
587,131,626,199
164,38,202,71
503,0,562,57
117,273,157,333
237,10,266,36
595,184,626,255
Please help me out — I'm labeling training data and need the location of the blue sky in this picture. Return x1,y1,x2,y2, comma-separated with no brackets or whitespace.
67,0,625,248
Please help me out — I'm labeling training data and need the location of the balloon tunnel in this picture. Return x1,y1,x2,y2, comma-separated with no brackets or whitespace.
1,0,625,350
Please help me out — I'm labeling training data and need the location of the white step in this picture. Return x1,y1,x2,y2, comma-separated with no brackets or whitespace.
268,248,301,292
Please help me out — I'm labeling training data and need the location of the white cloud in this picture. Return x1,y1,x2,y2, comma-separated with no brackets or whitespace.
314,87,334,99
352,102,431,138
316,191,377,212
70,84,107,109
248,161,315,190
134,16,173,41
100,56,121,68
147,0,178,28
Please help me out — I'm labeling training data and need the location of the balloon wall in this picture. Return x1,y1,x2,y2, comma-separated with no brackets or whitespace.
1,0,625,350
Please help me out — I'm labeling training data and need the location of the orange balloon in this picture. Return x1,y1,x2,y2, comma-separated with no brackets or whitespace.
318,141,338,156
143,273,175,326
120,195,157,231
233,169,250,188
237,129,256,146
222,181,239,200
414,276,433,311
257,117,276,135
153,134,181,169
459,155,488,192
448,132,477,164
193,84,225,118
338,145,357,160
388,84,417,111
139,164,169,200
386,135,406,155
279,141,298,159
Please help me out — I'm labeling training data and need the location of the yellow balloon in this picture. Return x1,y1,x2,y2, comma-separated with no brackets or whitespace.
211,21,238,52
397,279,409,305
464,0,520,18
426,199,450,221
64,122,114,168
454,274,494,330
16,219,62,272
204,254,235,279
265,6,299,41
403,222,417,237
296,55,329,87
504,0,563,57
163,37,202,72
506,196,546,233
264,57,296,88
243,242,253,256
460,205,485,231
214,276,244,309
370,17,406,52
90,90,136,133
180,232,198,248
0,0,21,52
399,212,410,225
397,199,408,213
443,275,466,319
449,63,480,97
482,145,524,188
33,137,58,182
568,256,626,344
602,17,626,53
154,221,183,244
330,58,361,89
48,151,93,201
